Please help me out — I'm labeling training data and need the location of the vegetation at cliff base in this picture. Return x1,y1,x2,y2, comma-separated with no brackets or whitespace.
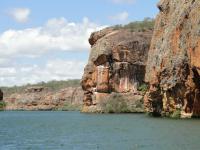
101,95,129,113
56,102,81,111
113,18,155,32
138,83,148,92
99,93,144,113
170,109,181,119
0,101,6,110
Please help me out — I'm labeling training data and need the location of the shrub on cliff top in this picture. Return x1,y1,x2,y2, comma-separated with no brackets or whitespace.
113,18,155,32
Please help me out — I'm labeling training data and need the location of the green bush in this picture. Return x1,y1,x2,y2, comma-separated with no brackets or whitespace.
138,83,148,92
0,101,6,110
100,94,130,113
57,102,81,111
113,18,155,32
170,109,181,119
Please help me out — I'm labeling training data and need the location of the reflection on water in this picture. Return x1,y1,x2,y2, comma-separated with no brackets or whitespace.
0,111,200,150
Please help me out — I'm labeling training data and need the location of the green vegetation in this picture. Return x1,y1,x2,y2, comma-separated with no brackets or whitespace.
56,102,81,111
170,109,181,119
102,95,129,113
0,101,6,111
0,79,80,96
138,83,148,92
99,94,143,113
113,18,155,32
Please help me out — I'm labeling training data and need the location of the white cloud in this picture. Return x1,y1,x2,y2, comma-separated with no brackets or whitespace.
0,67,16,77
0,17,107,86
9,8,30,23
109,11,129,22
111,0,136,4
0,59,86,86
0,17,106,58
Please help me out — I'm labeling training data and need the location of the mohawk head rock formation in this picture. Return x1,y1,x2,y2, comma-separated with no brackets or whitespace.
144,0,200,118
81,27,152,112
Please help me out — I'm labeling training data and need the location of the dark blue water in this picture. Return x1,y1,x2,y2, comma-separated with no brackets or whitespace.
0,111,200,150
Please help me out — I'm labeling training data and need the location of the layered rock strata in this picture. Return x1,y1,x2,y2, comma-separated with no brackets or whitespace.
144,0,200,118
82,28,152,112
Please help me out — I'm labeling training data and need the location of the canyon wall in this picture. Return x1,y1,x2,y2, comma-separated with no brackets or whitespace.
82,28,152,112
3,86,83,111
144,0,200,118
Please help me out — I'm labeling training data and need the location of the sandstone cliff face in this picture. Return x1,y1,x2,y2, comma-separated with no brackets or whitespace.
4,86,83,111
82,28,152,112
145,0,200,118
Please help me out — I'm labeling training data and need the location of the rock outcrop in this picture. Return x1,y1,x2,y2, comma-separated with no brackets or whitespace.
144,0,200,118
82,27,152,112
3,86,83,111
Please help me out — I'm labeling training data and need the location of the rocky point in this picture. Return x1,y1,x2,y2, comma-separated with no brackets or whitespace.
81,27,152,112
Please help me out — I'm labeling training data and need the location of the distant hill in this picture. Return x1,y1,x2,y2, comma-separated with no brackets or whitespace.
1,79,81,96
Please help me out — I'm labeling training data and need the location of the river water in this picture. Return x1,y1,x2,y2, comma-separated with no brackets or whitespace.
0,111,200,150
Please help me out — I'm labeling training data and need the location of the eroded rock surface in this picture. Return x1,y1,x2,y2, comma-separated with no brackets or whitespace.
145,0,200,118
82,27,152,112
4,86,83,110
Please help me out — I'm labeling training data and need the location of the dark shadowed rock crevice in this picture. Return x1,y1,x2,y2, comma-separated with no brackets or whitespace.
0,89,3,101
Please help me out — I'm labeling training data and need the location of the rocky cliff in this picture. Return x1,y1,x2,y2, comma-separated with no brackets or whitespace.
82,27,152,112
3,86,83,111
144,0,200,118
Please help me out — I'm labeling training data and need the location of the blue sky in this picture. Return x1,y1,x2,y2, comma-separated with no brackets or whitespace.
0,0,159,86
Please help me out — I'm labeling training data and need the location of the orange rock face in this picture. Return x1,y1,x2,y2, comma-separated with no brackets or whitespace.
145,0,200,117
81,27,152,112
